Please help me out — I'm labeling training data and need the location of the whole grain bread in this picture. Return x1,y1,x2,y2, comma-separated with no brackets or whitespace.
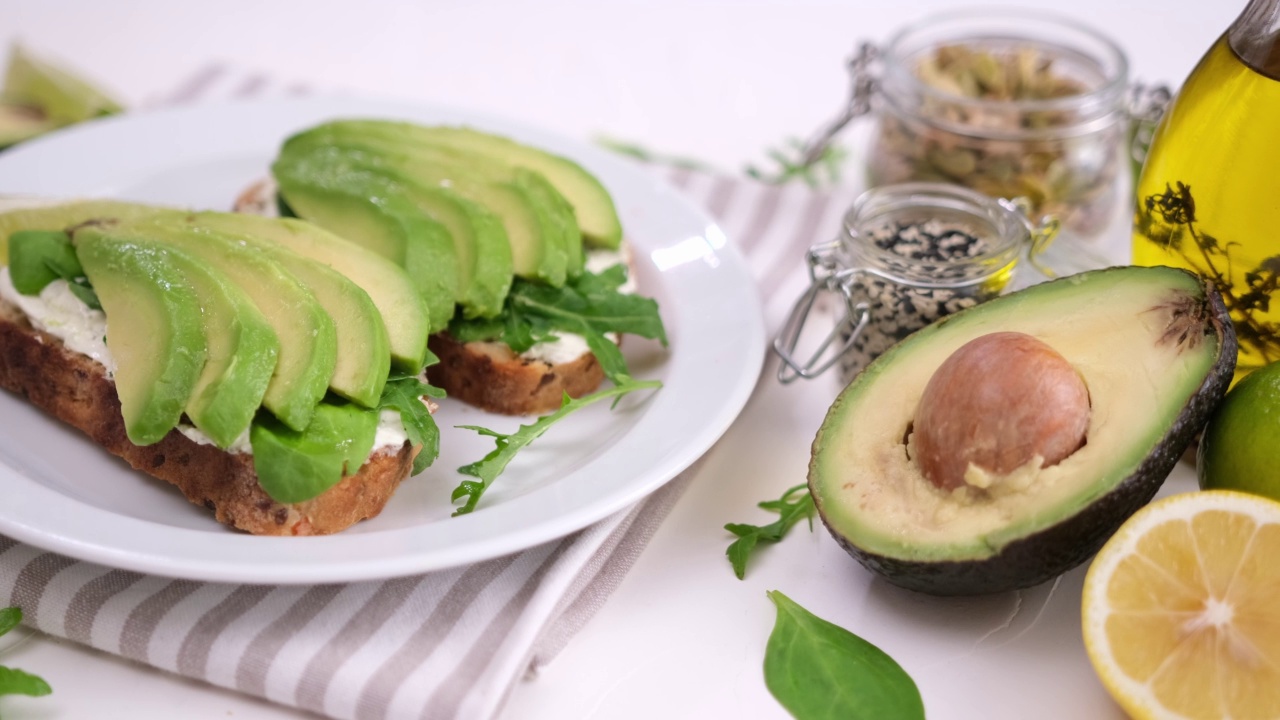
427,332,606,416
0,297,416,536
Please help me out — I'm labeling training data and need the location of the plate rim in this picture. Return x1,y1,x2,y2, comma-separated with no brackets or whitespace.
0,96,765,584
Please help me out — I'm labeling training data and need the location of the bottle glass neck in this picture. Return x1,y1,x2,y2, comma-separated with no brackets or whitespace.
1230,0,1280,77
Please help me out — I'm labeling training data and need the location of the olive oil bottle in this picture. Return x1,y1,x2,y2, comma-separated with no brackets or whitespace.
1133,0,1280,379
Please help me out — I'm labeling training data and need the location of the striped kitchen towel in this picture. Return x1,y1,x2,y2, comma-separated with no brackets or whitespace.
0,66,866,720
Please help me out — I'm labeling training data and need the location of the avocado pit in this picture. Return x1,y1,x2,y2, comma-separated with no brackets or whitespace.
912,331,1090,492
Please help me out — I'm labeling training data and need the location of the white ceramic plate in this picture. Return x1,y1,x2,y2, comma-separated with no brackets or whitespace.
0,97,764,584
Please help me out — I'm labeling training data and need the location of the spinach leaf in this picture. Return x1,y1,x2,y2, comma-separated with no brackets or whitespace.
0,667,52,697
0,607,51,698
765,591,923,720
378,374,446,475
452,377,661,515
7,229,100,308
725,484,815,579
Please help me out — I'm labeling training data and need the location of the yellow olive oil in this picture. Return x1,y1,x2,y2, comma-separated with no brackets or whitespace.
1133,35,1280,378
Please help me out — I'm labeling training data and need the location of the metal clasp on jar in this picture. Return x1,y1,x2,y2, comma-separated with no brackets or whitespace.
773,190,1058,384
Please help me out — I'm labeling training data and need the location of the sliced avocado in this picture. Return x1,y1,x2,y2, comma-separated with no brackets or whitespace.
0,102,55,149
249,401,379,504
185,212,430,372
809,266,1236,596
280,133,572,284
3,44,123,125
73,235,207,445
142,214,390,407
273,148,511,318
331,121,622,249
87,236,278,448
271,157,458,331
0,200,159,269
81,221,336,432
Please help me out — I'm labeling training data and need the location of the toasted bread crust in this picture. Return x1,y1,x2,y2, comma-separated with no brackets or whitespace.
427,333,605,415
0,297,414,536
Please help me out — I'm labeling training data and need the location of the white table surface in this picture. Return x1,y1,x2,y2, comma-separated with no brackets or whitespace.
0,1,1240,718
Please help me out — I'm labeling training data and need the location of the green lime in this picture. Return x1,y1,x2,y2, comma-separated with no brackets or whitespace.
1198,360,1280,497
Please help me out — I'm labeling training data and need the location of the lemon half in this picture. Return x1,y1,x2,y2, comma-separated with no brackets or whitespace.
1083,490,1280,720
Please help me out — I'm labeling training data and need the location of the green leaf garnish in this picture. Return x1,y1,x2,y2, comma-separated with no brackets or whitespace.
452,377,661,515
764,591,923,720
6,230,103,309
448,267,667,385
725,484,816,580
0,606,51,698
378,374,446,474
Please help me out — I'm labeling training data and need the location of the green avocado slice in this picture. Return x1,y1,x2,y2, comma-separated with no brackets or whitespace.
80,221,336,432
0,200,160,269
140,214,391,408
273,149,511,319
0,102,55,150
184,212,430,373
73,235,207,446
80,236,279,449
279,134,573,285
249,401,379,504
331,121,622,249
808,266,1236,595
3,44,123,125
271,158,458,332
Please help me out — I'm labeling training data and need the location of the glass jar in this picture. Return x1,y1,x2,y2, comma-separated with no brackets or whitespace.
791,9,1155,242
774,183,1056,384
869,10,1129,239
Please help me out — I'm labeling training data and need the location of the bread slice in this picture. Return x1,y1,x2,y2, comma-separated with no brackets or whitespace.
427,332,607,416
0,296,416,536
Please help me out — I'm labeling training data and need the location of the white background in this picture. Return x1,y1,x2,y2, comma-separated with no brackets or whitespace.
0,1,1240,718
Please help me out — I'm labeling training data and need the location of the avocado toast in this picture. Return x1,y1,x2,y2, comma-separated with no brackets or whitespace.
261,119,665,416
0,203,438,535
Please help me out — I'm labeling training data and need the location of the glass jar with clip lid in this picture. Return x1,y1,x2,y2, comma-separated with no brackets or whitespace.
774,182,1058,384
783,8,1169,244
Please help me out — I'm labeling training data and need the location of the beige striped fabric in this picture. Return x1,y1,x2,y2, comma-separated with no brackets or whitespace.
0,66,866,719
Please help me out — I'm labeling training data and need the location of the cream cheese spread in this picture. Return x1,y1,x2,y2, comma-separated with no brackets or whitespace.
518,247,632,365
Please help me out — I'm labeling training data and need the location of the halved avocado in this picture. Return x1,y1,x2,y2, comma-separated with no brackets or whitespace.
809,266,1236,596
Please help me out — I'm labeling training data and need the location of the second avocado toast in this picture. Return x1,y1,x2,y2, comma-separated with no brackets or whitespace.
0,120,668,535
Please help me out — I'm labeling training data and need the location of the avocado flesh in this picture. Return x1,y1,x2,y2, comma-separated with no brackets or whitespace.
272,145,512,318
249,401,379,504
74,236,207,446
82,235,278,448
0,200,160,267
0,102,55,149
809,266,1236,595
324,121,622,249
142,214,391,408
279,136,571,285
272,159,458,331
85,221,337,432
185,212,431,373
4,44,123,125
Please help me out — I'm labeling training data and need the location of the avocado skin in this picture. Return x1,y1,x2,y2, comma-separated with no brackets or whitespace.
811,274,1238,596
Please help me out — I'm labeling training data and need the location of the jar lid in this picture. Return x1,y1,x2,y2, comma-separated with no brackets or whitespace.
839,183,1031,287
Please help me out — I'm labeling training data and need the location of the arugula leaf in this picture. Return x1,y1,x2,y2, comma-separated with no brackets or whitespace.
448,268,667,384
765,591,923,720
725,484,816,580
378,374,446,474
452,377,661,515
0,606,51,698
